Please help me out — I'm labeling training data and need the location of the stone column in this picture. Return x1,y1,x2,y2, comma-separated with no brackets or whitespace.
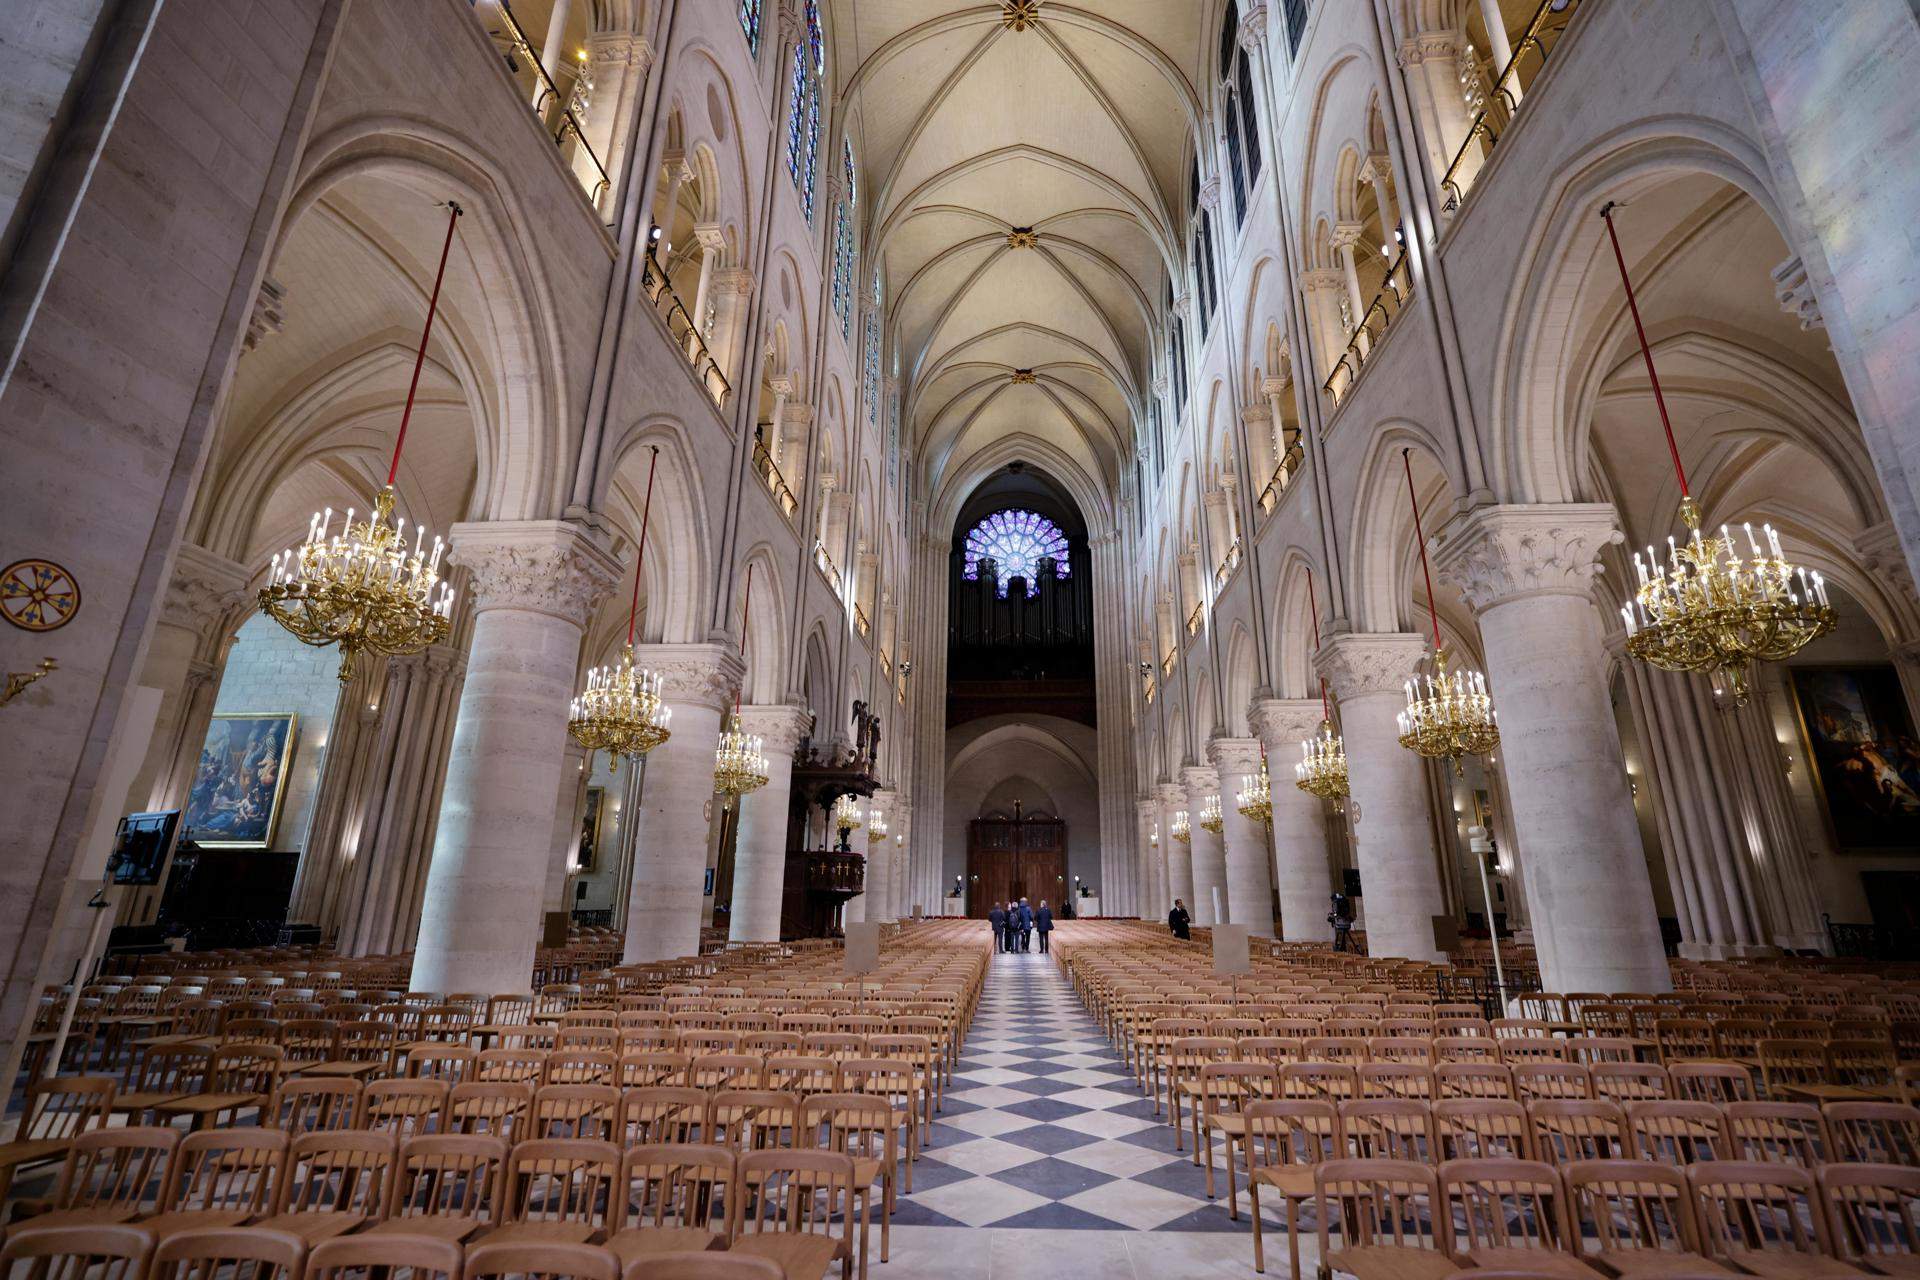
1157,781,1192,917
707,268,756,404
1251,698,1336,943
1317,633,1448,962
537,0,573,108
1210,737,1275,936
729,703,810,943
545,741,591,915
865,788,899,922
1135,797,1162,917
1395,30,1479,204
623,643,744,962
1331,222,1370,354
690,224,726,346
580,33,652,196
1183,766,1226,926
1435,505,1668,992
411,521,621,996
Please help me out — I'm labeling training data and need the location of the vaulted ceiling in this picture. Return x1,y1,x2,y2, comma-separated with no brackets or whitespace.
829,2,1212,524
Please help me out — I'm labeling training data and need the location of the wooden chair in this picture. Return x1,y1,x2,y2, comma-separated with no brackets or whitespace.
1528,1099,1629,1163
1625,1101,1727,1165
1313,1158,1457,1280
359,1078,449,1140
1440,1158,1588,1278
0,1075,115,1205
149,1225,305,1280
1825,1101,1920,1165
622,1254,781,1280
837,1059,921,1175
267,1077,363,1133
805,1094,900,1280
1688,1161,1858,1279
1725,1100,1832,1164
607,1143,735,1266
1244,1100,1341,1278
1357,1063,1434,1101
474,1047,549,1086
371,1134,509,1242
1436,1062,1514,1100
111,1042,212,1123
143,1127,289,1239
255,1130,395,1245
0,1222,153,1280
1820,1163,1920,1275
530,1084,621,1140
619,1087,708,1146
1512,1062,1591,1102
1563,1158,1730,1278
305,1231,463,1280
1433,1099,1531,1162
446,1082,535,1141
1757,1038,1828,1100
487,1137,620,1244
732,1149,856,1280
28,1126,180,1229
463,1241,617,1280
1671,1061,1756,1106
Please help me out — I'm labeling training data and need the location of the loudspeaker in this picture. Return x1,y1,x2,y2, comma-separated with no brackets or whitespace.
1431,914,1460,952
542,911,570,948
575,881,588,902
1342,868,1363,898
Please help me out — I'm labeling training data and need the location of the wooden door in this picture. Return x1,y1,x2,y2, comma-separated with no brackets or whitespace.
967,817,1067,917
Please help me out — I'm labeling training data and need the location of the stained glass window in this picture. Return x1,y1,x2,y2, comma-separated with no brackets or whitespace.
787,1,825,223
786,43,807,190
843,138,857,210
963,509,1072,597
864,309,881,421
832,204,854,335
740,0,760,56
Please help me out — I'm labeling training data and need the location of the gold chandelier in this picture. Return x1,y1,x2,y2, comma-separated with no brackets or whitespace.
261,202,463,683
1170,810,1191,844
1294,563,1350,801
1236,756,1273,824
713,562,768,809
1600,204,1833,703
569,445,670,770
1197,794,1223,834
712,711,768,810
833,793,864,834
867,809,889,844
1396,448,1498,772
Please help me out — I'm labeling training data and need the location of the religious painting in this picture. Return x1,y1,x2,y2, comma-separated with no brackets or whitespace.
1789,664,1920,854
577,787,605,873
183,713,296,849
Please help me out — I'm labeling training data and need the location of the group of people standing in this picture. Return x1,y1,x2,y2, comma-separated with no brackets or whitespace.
988,898,1054,953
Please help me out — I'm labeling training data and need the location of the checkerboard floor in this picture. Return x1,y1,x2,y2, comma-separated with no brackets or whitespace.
895,948,1250,1233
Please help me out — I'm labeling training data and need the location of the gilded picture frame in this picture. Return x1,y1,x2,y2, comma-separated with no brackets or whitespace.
183,712,297,849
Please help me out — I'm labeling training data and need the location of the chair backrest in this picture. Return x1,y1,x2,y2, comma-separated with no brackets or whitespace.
268,1077,363,1133
1528,1098,1628,1162
1725,1100,1832,1164
1625,1100,1727,1164
1432,1098,1531,1162
1565,1158,1704,1264
1356,1063,1433,1101
1511,1061,1591,1102
1314,1159,1449,1258
804,1093,900,1168
276,1130,395,1217
474,1047,549,1085
305,1233,461,1280
1282,1061,1358,1101
1819,1163,1920,1271
1339,1100,1436,1162
619,1252,782,1280
708,1089,797,1149
531,1083,622,1140
1690,1161,1836,1264
359,1078,449,1139
403,1043,475,1084
620,1086,708,1145
1825,1101,1920,1165
388,1134,508,1223
446,1081,535,1140
736,1149,854,1245
619,1051,691,1088
1243,1100,1341,1171
1,1222,153,1280
614,1142,736,1235
463,1242,617,1280
501,1138,620,1233
546,1048,620,1086
159,1128,288,1216
1442,1157,1573,1257
1757,1037,1825,1090
150,1227,304,1280
1436,1062,1514,1100
1671,1061,1755,1105
18,1075,115,1143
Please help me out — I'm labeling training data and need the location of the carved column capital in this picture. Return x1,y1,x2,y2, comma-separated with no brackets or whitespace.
1198,178,1223,213
1315,632,1429,701
1181,765,1220,795
1238,5,1269,54
1207,735,1264,777
1154,781,1185,804
736,701,813,753
1329,220,1366,250
1431,503,1623,613
449,520,623,628
163,543,250,635
636,642,747,713
1248,697,1324,746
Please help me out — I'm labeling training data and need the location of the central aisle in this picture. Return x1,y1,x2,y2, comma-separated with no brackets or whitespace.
881,946,1271,1279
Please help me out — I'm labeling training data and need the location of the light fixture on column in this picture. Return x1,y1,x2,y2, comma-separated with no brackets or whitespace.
1197,794,1223,834
712,562,768,809
1599,203,1833,704
261,201,462,683
833,793,864,836
1170,810,1191,844
867,809,889,844
1395,448,1499,772
568,445,671,770
1294,563,1350,802
1236,757,1272,825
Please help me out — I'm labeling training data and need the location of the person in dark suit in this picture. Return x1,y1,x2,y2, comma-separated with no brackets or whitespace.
988,903,1007,952
1016,898,1034,951
1168,898,1192,940
1002,902,1018,953
1034,900,1054,953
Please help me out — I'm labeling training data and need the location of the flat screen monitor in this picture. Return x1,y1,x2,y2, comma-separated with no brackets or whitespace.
111,811,181,886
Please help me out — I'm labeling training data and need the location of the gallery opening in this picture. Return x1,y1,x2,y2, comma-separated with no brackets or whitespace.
2,0,1918,1276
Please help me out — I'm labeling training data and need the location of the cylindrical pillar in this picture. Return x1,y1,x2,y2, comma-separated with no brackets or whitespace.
1252,699,1336,943
1317,634,1448,962
1210,737,1275,936
412,522,620,995
1183,766,1226,926
1157,782,1191,920
623,644,744,962
729,704,810,942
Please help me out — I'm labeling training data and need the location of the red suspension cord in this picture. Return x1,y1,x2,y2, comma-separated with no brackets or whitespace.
1599,202,1690,501
626,446,661,648
1402,447,1443,653
388,201,463,488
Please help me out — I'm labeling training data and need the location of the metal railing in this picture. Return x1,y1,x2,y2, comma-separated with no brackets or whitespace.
813,541,844,598
1212,538,1242,590
642,247,731,408
1186,600,1204,636
1142,671,1156,704
1438,0,1585,215
485,1,612,209
751,436,798,516
1258,437,1307,514
1161,648,1176,677
854,603,871,639
1322,249,1412,405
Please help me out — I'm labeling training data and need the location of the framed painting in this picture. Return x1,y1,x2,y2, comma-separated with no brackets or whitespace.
1789,664,1920,854
577,786,605,873
183,713,296,849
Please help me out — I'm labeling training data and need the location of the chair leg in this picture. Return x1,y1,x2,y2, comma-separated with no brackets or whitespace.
1250,1178,1266,1274
1202,1126,1215,1198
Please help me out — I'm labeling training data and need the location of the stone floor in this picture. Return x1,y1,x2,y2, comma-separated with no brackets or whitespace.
878,946,1311,1277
